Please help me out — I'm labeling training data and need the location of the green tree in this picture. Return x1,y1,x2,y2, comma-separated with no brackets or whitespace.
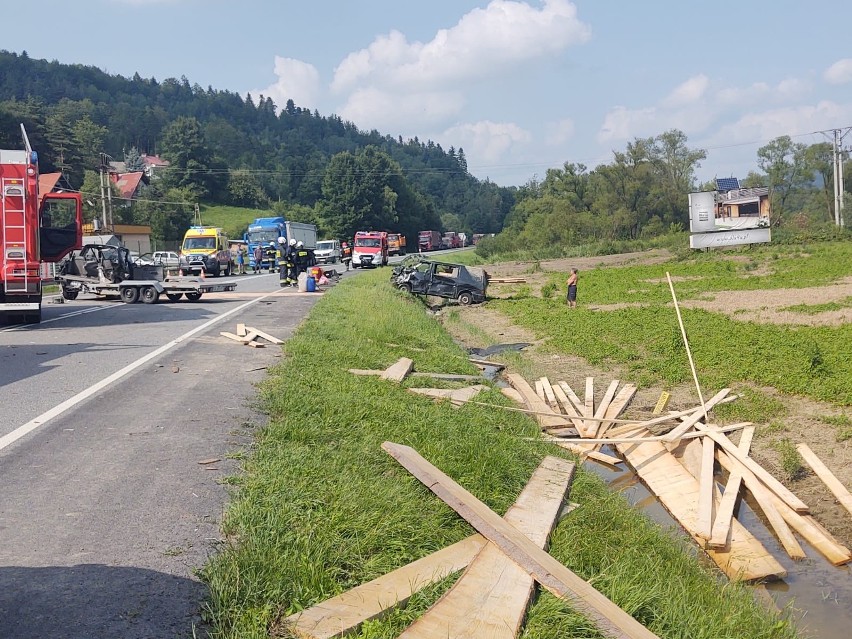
158,116,223,200
757,136,809,226
124,146,146,172
227,170,268,207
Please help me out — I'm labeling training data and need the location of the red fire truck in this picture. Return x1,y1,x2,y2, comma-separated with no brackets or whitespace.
0,125,82,323
352,230,388,268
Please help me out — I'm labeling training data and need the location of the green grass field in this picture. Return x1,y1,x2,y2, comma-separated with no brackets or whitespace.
200,270,797,639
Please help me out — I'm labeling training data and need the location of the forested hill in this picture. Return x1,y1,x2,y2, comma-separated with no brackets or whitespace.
0,50,514,243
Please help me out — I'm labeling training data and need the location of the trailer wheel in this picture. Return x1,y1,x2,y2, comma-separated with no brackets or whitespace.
457,291,473,306
121,287,140,304
166,293,183,302
62,288,79,301
185,292,202,302
141,286,160,304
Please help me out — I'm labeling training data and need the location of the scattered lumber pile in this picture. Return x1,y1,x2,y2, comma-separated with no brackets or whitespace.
488,277,526,284
219,323,284,348
495,372,852,579
283,447,661,639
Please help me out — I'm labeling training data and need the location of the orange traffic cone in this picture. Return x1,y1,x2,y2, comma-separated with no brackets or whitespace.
199,268,206,280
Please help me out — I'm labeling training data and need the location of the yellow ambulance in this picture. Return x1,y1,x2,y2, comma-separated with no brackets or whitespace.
179,226,233,276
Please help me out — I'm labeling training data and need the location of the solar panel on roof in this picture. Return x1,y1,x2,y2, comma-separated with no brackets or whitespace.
715,177,740,192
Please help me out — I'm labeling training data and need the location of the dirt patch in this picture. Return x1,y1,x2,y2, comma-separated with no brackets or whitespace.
484,249,673,279
441,305,852,552
681,277,852,326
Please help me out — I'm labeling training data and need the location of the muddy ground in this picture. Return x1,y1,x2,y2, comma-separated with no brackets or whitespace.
441,249,852,551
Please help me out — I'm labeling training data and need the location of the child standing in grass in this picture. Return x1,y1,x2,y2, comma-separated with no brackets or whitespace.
566,268,578,308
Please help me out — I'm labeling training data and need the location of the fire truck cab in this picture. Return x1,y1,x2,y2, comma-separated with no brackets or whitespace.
0,125,82,324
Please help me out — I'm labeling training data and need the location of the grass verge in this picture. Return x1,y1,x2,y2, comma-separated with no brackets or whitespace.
200,270,797,639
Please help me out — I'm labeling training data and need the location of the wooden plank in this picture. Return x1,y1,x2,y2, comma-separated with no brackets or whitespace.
539,423,749,445
715,449,852,566
583,377,595,435
283,458,577,639
716,447,805,560
244,326,284,344
692,422,809,513
596,383,634,439
652,392,671,415
616,438,785,581
696,435,715,539
506,374,570,429
550,441,623,468
500,387,525,404
219,331,255,344
382,442,660,639
591,380,620,437
708,427,755,549
557,381,586,416
236,322,247,337
398,456,575,639
540,377,560,413
381,357,414,382
797,443,852,519
470,358,504,369
663,388,732,445
245,339,265,348
408,386,488,403
534,379,546,402
550,385,588,433
349,368,384,376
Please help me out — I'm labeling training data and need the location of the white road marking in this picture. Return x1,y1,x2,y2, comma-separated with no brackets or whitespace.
0,292,279,452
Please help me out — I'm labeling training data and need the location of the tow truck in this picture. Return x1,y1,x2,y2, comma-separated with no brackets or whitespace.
57,244,237,303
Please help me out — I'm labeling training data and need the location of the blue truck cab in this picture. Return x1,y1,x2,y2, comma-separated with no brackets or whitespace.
244,217,318,272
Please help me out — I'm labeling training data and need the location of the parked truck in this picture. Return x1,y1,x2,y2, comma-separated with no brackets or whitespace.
387,232,406,256
442,232,462,249
418,230,442,252
0,125,83,324
58,243,236,304
352,230,388,268
244,217,317,271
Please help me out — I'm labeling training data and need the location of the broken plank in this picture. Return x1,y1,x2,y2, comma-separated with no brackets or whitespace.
663,389,732,445
398,457,575,639
708,427,755,549
506,374,570,429
245,340,265,348
380,357,414,382
236,322,247,337
244,326,284,344
616,438,785,581
796,443,852,520
382,442,660,639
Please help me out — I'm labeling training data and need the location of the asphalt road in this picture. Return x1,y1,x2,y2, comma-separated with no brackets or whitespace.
0,267,348,638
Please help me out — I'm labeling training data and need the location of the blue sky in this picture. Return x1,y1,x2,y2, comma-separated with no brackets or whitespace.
5,0,852,187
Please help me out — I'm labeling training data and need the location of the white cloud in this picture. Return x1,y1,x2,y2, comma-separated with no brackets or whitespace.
824,58,852,85
338,88,465,133
545,118,575,146
332,0,591,93
663,74,709,108
441,120,531,164
252,56,321,111
712,100,852,144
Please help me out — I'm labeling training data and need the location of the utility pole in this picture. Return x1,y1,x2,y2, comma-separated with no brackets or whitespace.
99,158,108,230
827,128,851,227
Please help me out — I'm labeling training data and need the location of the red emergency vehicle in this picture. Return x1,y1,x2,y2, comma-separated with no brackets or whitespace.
352,231,388,268
0,125,82,323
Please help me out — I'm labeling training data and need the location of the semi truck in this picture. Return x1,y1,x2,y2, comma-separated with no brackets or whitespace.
244,217,317,271
442,232,462,249
0,125,83,324
418,230,442,252
352,230,388,268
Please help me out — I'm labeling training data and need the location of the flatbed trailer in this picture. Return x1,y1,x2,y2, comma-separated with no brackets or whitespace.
58,274,236,304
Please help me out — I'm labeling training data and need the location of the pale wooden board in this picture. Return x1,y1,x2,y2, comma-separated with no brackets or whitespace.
219,331,255,344
500,387,525,404
383,442,660,639
708,426,755,549
715,449,850,565
539,423,749,445
596,384,635,440
591,380,620,437
244,326,284,344
470,358,504,369
534,379,546,401
557,381,586,417
236,322,247,337
398,456,574,639
550,385,588,433
797,443,852,519
696,435,716,540
540,377,560,413
506,374,570,429
616,436,785,581
692,422,809,513
284,458,576,639
663,388,732,444
408,386,488,404
381,357,414,382
552,441,623,469
583,377,595,435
